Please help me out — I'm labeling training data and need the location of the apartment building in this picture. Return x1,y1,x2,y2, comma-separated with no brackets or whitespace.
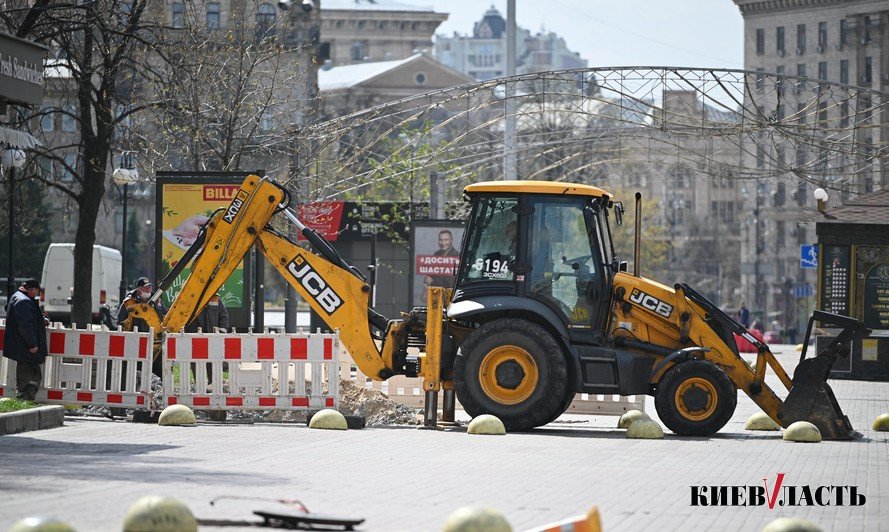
733,0,889,327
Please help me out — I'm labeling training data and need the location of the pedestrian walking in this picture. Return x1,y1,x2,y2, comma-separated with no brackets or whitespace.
738,302,750,328
2,279,48,400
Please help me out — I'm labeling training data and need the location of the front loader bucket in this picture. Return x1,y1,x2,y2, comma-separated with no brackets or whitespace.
780,355,854,440
779,311,871,440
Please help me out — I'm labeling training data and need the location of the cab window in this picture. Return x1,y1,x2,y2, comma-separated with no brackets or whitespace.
528,198,598,325
458,196,518,283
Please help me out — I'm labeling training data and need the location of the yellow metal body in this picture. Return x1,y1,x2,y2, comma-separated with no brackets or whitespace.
609,272,792,426
419,286,446,391
465,180,611,199
257,230,390,379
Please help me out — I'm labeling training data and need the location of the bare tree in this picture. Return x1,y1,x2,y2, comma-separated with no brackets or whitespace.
135,3,307,175
2,0,160,325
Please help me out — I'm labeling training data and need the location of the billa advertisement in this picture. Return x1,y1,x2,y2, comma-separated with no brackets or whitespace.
156,173,256,329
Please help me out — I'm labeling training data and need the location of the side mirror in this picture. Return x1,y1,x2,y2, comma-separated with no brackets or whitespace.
618,260,628,272
614,201,624,226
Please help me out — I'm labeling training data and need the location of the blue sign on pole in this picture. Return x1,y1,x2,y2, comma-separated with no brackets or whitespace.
793,284,814,298
800,245,818,269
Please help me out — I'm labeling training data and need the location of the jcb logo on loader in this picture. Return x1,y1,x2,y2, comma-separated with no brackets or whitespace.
629,288,673,318
223,190,250,224
287,254,343,315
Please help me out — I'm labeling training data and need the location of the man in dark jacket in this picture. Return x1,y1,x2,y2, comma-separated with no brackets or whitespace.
3,279,48,400
184,293,230,333
117,276,167,376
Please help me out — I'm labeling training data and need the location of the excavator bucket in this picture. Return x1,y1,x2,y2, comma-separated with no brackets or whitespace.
779,311,871,440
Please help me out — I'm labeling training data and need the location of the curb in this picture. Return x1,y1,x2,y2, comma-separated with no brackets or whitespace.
0,405,66,436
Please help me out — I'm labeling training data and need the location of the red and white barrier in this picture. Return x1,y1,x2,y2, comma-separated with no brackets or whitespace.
0,324,155,408
163,330,339,410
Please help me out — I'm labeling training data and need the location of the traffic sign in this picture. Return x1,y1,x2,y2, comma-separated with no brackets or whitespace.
800,245,818,269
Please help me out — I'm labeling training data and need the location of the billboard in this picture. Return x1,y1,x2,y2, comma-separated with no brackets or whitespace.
155,173,256,329
411,222,465,307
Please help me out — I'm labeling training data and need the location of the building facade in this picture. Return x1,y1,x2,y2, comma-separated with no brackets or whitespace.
434,6,587,81
734,0,889,328
320,0,447,66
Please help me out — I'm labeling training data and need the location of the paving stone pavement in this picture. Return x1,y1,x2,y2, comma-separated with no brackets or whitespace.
0,345,886,531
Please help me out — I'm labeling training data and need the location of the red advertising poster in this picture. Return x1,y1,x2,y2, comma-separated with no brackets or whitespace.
297,201,346,241
411,223,465,306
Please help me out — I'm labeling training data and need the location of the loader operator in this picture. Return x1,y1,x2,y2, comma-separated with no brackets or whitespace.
117,276,167,376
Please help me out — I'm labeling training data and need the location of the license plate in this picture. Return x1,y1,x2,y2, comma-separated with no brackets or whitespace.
48,298,68,306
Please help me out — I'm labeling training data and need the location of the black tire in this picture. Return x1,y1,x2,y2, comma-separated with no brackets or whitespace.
544,385,576,425
655,359,737,437
454,318,567,431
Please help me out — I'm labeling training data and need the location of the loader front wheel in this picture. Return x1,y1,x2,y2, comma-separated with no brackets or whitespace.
655,360,736,437
454,319,567,431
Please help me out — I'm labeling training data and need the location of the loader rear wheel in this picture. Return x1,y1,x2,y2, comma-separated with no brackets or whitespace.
454,318,567,431
655,360,736,437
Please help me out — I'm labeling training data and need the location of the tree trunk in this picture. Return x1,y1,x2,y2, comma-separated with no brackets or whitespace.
70,150,107,326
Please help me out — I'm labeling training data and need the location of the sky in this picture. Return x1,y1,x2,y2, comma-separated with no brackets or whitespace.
419,0,745,70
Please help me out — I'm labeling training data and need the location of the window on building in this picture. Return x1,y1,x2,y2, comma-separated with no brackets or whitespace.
775,65,785,92
350,41,366,61
206,2,220,30
840,59,849,84
756,28,765,54
777,26,785,53
840,100,849,127
818,22,827,49
797,182,807,206
797,103,806,125
818,61,827,80
839,19,848,46
777,145,786,167
256,3,275,38
797,24,806,52
756,144,766,168
797,225,807,246
777,104,785,120
40,108,54,132
63,153,77,181
796,63,806,93
862,15,871,45
796,146,807,167
776,220,786,248
38,156,53,179
775,182,786,206
756,68,765,91
863,56,872,84
62,104,76,132
171,2,185,28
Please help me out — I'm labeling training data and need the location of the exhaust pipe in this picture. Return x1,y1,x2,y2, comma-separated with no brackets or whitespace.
633,192,642,277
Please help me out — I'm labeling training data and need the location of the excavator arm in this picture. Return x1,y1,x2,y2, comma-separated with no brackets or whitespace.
129,175,405,380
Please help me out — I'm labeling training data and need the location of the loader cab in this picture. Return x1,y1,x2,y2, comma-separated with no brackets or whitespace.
454,181,617,343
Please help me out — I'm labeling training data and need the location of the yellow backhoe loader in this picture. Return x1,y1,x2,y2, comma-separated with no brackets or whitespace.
124,175,868,439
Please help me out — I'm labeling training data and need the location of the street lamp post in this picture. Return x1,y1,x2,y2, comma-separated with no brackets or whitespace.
3,148,27,300
113,154,139,303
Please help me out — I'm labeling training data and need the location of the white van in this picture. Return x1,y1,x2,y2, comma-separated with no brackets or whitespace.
41,244,122,325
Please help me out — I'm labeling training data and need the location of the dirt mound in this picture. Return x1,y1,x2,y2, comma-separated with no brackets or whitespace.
338,379,419,426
